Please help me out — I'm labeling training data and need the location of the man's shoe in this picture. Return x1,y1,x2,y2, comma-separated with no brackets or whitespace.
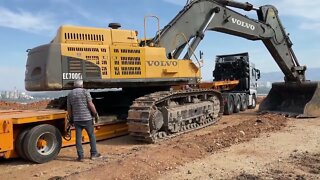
76,156,84,162
90,153,102,160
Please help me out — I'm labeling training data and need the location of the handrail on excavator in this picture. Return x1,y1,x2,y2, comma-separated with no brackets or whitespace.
144,15,161,47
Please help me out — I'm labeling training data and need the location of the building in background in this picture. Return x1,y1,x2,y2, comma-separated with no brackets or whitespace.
0,90,34,101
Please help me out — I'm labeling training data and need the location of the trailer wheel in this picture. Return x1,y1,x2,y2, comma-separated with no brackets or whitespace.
248,95,257,109
23,124,62,164
223,95,234,115
240,95,248,111
15,128,30,160
233,95,241,113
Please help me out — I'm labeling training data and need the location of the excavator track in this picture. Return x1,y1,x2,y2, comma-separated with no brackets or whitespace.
127,89,223,143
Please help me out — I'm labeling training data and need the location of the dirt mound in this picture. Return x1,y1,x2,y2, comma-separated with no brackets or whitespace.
235,173,260,180
245,152,320,180
256,96,265,104
293,152,320,175
69,113,287,180
0,100,50,110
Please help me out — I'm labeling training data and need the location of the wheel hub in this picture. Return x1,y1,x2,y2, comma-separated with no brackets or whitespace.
37,139,47,148
36,133,57,155
150,110,164,131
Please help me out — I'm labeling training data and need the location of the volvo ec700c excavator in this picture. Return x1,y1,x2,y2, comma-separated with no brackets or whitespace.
25,0,320,143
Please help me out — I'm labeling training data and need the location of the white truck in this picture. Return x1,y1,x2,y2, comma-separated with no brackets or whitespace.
213,52,260,114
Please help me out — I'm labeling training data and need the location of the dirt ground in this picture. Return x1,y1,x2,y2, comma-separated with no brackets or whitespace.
1,100,320,180
0,100,50,110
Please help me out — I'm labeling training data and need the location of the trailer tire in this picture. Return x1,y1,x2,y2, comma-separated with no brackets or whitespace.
233,95,241,113
23,124,62,164
248,95,257,109
224,95,234,115
15,128,31,160
240,95,248,111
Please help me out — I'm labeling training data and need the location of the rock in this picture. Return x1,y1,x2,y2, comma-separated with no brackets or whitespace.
187,170,192,174
239,131,245,136
256,119,263,123
33,172,44,177
48,176,63,180
131,147,140,151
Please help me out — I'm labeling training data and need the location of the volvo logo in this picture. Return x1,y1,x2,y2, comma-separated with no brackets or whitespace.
231,17,255,31
147,61,178,66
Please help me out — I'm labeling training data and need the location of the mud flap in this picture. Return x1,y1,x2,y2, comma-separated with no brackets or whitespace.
259,82,320,118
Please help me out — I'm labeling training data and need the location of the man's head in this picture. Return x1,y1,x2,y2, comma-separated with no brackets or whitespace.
74,79,83,88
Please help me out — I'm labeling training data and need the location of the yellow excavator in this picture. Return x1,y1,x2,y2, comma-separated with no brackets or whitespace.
25,0,320,144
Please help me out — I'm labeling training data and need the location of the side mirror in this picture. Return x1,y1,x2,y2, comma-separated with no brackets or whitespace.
256,69,261,80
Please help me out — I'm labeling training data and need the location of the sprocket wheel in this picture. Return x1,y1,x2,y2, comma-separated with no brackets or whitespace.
149,109,164,133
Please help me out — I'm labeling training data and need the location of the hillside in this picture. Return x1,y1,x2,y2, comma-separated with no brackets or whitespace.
260,67,320,82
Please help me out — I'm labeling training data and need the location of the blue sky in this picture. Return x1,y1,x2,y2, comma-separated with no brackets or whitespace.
0,0,319,90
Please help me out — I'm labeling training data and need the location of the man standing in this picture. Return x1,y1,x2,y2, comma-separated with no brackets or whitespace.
67,79,101,161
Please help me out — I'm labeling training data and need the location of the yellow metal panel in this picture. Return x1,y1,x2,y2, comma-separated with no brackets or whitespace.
211,80,239,86
61,44,111,79
110,46,146,78
110,29,138,46
198,80,239,90
144,47,174,78
55,25,112,45
62,123,128,147
0,110,24,115
0,110,66,125
178,60,201,77
55,26,139,46
0,119,13,153
55,25,201,81
144,46,200,79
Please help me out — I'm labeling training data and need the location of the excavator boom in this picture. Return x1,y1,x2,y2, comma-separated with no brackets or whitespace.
153,0,305,82
151,0,319,117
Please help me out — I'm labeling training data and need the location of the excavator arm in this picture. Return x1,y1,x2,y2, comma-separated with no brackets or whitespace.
152,0,306,83
153,0,320,117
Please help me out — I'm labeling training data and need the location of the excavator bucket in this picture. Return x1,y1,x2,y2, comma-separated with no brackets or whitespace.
259,82,320,118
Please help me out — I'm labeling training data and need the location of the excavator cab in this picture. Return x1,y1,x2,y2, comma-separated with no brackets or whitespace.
259,82,320,118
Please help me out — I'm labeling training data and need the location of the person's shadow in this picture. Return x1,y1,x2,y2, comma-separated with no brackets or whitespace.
54,155,76,162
